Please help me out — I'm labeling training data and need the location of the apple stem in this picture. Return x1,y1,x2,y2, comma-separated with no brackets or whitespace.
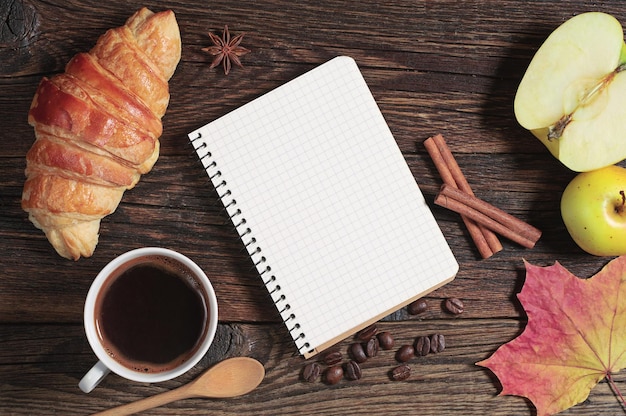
607,373,626,410
618,191,625,214
548,114,572,140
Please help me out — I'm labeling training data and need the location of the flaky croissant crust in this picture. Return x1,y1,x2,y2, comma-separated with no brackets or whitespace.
22,8,181,260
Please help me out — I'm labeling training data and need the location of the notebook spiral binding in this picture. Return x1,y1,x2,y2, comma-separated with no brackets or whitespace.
190,132,312,355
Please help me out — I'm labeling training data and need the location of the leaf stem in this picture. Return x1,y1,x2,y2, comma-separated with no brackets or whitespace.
607,373,626,410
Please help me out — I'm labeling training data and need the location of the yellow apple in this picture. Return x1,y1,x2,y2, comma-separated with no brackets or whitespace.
560,165,626,256
514,12,626,172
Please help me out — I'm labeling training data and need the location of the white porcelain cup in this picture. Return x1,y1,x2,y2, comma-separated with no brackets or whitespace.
78,248,218,393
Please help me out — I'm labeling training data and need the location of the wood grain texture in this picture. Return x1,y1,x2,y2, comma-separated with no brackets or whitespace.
1,0,625,414
1,322,624,415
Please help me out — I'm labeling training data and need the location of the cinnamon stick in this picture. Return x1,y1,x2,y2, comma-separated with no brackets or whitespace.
424,135,502,258
432,134,503,254
435,183,541,249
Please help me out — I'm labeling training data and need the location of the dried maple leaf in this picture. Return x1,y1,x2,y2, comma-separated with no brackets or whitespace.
477,256,626,415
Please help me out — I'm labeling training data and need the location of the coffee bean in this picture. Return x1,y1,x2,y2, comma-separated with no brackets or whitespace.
323,350,343,366
350,342,368,363
377,331,395,350
365,336,379,358
302,362,321,383
430,333,445,353
407,298,428,315
391,364,411,381
344,360,362,380
324,365,344,385
414,335,431,356
444,297,464,315
396,344,415,362
356,324,378,341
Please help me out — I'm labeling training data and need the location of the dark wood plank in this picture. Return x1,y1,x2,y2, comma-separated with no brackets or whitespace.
0,321,623,415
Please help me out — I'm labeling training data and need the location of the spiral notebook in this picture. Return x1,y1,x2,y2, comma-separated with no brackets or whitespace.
189,56,458,358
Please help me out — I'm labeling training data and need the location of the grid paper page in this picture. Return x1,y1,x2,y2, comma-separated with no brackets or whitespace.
189,56,458,357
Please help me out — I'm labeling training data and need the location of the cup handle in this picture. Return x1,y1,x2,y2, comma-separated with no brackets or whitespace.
79,360,111,393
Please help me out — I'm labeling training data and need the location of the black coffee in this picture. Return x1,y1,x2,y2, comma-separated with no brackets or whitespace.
95,256,208,373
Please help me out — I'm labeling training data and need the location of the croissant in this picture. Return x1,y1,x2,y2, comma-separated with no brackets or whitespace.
21,8,181,260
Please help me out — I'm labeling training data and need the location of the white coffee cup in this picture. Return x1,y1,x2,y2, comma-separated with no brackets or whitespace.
79,247,218,393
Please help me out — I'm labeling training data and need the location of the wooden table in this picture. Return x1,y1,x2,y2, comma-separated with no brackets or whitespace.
1,0,624,414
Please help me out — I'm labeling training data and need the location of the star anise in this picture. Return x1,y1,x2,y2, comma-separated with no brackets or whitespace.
202,25,250,75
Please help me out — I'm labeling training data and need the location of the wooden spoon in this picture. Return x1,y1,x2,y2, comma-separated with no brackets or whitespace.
93,357,265,415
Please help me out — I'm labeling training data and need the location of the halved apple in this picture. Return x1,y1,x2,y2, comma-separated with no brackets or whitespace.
514,12,626,172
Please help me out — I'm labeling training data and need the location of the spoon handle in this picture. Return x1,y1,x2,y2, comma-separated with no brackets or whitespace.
92,385,193,416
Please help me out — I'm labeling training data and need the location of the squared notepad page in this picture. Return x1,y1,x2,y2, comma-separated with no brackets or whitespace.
189,56,458,358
